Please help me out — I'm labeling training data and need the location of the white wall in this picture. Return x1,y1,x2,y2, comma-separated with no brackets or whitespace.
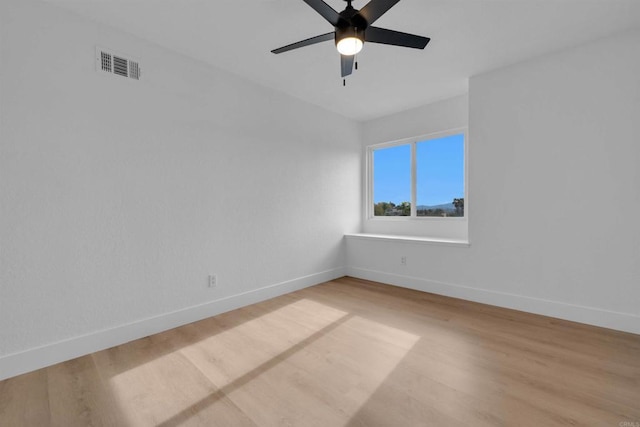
361,95,469,240
0,0,361,379
349,29,640,334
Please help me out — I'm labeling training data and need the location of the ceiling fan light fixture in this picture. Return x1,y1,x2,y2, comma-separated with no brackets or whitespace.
337,36,363,56
335,27,364,56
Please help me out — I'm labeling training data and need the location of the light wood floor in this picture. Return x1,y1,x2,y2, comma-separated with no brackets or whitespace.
1,277,639,426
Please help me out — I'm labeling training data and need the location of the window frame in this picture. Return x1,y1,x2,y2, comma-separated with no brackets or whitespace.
366,127,468,221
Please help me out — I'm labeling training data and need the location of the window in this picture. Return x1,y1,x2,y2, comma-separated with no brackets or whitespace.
372,144,411,216
369,131,465,218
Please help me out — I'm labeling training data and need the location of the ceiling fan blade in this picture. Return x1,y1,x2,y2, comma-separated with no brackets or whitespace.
271,32,334,54
359,0,401,25
365,26,430,49
302,0,341,26
341,54,354,77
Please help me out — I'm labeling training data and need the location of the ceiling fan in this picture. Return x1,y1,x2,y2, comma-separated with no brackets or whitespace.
271,0,430,80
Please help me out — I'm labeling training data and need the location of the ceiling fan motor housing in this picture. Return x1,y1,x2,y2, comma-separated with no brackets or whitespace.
335,26,365,47
335,6,368,47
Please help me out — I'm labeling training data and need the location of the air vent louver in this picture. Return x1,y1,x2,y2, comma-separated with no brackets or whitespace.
96,47,140,80
113,56,128,77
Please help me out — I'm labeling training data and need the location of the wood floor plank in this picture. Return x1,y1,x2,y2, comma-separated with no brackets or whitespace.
47,355,124,427
1,276,639,426
0,368,50,426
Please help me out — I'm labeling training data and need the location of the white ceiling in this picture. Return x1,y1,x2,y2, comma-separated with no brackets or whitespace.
44,0,640,121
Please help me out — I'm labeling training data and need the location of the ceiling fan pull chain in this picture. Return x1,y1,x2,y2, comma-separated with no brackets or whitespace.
355,29,359,70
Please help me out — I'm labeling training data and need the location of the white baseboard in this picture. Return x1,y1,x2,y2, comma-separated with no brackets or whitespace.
0,267,347,381
347,267,640,335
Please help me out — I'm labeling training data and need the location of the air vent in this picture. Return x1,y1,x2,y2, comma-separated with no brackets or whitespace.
96,47,140,80
100,51,112,72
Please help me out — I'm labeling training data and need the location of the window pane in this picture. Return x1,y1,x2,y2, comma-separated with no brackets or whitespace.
373,144,411,216
416,134,464,217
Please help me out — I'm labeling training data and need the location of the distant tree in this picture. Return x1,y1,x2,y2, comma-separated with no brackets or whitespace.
398,201,411,216
374,202,385,216
374,201,396,216
384,202,396,215
453,198,464,216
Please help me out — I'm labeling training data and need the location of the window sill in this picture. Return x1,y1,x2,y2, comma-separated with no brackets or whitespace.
344,233,470,247
367,216,466,221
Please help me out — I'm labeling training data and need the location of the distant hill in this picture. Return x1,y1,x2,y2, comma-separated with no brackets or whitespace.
417,203,455,211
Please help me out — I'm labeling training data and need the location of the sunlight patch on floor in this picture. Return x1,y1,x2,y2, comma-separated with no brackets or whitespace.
103,297,426,426
216,314,421,426
105,299,351,425
180,298,350,388
104,349,222,426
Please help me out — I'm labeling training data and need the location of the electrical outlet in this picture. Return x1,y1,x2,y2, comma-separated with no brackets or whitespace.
401,256,407,266
208,274,217,288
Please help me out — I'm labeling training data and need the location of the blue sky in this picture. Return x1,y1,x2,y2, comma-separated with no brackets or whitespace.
373,134,464,206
